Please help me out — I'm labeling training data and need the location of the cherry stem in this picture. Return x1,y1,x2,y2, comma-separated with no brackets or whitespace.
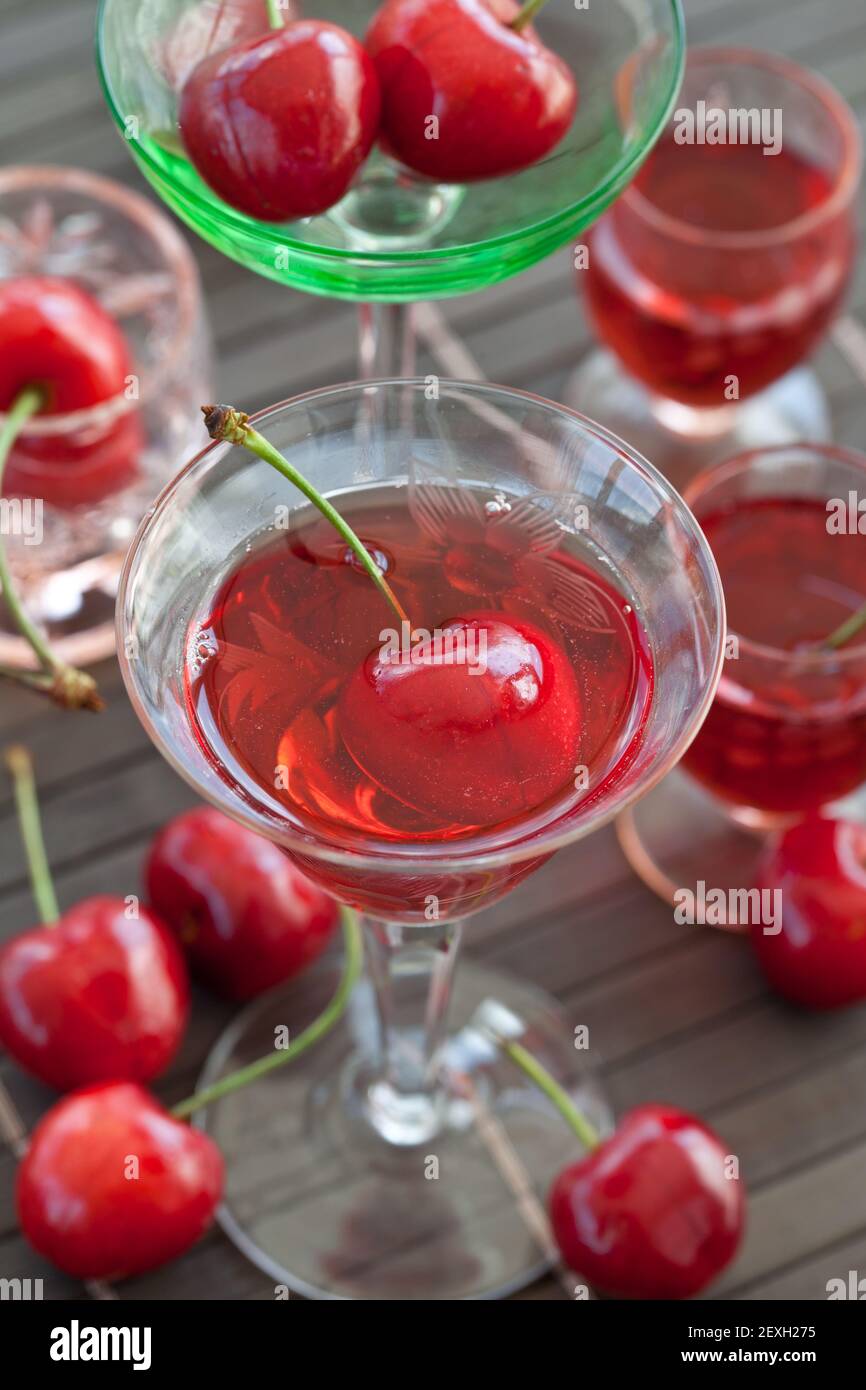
172,907,363,1120
4,744,60,927
202,405,410,625
510,0,552,32
0,389,103,712
499,1038,600,1150
265,0,285,30
823,601,866,651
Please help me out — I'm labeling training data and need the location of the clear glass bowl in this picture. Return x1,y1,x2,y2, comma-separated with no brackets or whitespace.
0,164,212,667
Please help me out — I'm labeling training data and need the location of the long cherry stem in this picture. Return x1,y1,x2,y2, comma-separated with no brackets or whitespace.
0,389,103,711
4,745,60,926
510,0,553,32
202,404,410,625
172,908,363,1119
499,1038,600,1150
265,0,285,30
823,601,866,651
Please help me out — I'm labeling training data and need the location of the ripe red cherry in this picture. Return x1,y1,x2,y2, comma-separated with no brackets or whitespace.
753,817,866,1010
0,277,142,508
338,611,582,827
179,21,381,221
17,1082,223,1279
145,807,338,1000
365,0,577,182
549,1105,745,1299
0,897,188,1091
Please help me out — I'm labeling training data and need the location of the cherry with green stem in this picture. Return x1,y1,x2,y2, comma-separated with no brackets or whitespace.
0,389,103,711
0,745,188,1091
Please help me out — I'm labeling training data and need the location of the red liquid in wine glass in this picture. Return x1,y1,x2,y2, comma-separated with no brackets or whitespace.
682,496,866,815
583,136,855,407
185,492,653,919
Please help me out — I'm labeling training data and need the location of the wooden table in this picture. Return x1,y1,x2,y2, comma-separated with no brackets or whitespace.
1,0,866,1301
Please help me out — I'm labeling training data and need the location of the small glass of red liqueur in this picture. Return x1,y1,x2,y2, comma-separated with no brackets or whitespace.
681,444,866,826
566,48,861,486
618,442,866,916
0,165,211,669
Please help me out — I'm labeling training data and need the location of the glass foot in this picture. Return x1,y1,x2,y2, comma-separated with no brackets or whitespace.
563,349,831,492
617,770,866,924
194,958,612,1301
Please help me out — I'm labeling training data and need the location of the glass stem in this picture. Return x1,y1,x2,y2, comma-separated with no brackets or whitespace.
360,915,463,1145
357,303,416,378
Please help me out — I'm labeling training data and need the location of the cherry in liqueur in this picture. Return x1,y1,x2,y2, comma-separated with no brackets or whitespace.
186,492,653,918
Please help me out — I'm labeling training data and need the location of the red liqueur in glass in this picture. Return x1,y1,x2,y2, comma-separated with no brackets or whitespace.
583,135,855,408
185,493,653,917
682,495,866,817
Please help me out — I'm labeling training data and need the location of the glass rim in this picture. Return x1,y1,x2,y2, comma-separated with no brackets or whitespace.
0,163,201,435
116,375,726,877
619,45,862,251
95,0,686,268
684,441,866,669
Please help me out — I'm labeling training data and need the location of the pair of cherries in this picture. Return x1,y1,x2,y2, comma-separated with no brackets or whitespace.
4,797,337,1282
177,0,578,221
0,806,338,1091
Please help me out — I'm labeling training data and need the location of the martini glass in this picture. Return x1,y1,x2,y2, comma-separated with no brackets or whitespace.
96,0,684,376
118,378,723,1300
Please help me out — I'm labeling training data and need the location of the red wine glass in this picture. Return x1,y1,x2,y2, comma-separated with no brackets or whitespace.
566,48,861,489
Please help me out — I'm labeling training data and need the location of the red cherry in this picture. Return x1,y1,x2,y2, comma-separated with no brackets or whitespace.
753,817,866,1010
179,21,381,221
338,611,582,827
157,0,278,92
0,897,188,1091
549,1105,745,1299
145,807,338,1000
17,1082,223,1279
0,277,142,508
365,0,577,182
